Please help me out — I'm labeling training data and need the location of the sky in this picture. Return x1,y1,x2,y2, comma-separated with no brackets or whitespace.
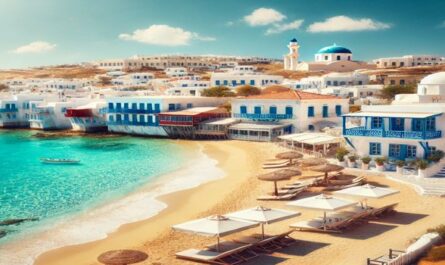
0,0,445,69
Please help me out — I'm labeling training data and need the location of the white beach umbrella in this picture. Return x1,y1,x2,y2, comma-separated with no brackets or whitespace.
226,206,301,238
334,184,399,207
172,215,259,252
287,194,356,230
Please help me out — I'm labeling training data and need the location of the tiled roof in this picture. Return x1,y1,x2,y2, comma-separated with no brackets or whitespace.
244,90,340,100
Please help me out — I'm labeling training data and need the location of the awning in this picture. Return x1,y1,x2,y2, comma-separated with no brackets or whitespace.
278,133,342,145
343,112,442,119
229,122,291,131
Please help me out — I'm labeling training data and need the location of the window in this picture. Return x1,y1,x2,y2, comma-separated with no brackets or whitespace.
390,118,404,131
324,56,328,60
123,103,129,110
139,103,145,110
108,102,114,110
412,119,422,131
308,125,314,131
154,103,160,113
371,117,383,129
400,80,405,85
426,117,436,131
407,145,417,158
308,106,314,117
254,106,261,114
322,106,328,118
269,106,277,114
335,105,342,116
250,80,255,86
369,143,381,155
132,103,137,110
240,106,247,114
285,106,293,116
215,80,220,86
389,144,401,158
336,55,341,60
168,104,175,111
61,107,67,113
186,103,193,108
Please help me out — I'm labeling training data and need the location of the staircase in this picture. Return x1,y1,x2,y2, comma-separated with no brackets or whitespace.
421,184,445,197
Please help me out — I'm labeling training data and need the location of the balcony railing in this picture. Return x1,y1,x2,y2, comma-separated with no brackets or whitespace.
233,113,293,120
107,120,159,126
0,108,18,113
344,127,442,140
107,108,160,114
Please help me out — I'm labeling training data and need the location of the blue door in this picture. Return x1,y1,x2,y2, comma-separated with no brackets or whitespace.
147,103,153,113
240,106,247,114
285,106,293,116
154,103,160,113
269,106,277,115
390,118,404,131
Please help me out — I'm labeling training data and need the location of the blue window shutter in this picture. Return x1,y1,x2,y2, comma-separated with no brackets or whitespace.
240,106,247,114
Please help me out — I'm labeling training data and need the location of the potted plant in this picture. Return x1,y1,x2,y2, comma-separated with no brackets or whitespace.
416,159,429,178
396,160,405,175
427,150,445,163
374,157,387,172
361,156,371,170
336,147,349,167
347,155,357,168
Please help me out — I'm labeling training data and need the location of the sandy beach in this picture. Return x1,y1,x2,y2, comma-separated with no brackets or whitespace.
35,140,445,265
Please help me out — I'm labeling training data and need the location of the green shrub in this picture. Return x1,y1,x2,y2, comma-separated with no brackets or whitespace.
374,157,387,166
427,224,445,239
201,86,236,97
396,160,405,167
428,150,445,163
416,159,429,170
361,156,371,165
348,155,357,162
336,148,349,162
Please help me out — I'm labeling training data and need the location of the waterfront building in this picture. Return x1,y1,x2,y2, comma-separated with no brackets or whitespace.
342,72,445,160
284,39,376,72
230,89,349,141
0,94,57,128
158,107,230,139
29,98,90,130
373,55,445,68
106,96,227,136
65,101,108,132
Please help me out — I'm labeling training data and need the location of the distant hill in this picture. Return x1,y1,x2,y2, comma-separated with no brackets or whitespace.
0,65,105,80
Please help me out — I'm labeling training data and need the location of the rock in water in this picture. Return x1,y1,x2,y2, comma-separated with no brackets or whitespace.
0,218,38,226
0,230,6,238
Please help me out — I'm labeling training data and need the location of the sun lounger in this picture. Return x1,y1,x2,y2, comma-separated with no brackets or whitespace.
206,241,259,261
323,180,363,191
234,234,285,253
257,188,304,201
368,203,398,218
262,161,290,169
271,186,306,196
176,248,245,265
251,231,298,247
282,181,310,190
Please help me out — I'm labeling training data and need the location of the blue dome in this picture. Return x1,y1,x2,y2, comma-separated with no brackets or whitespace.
317,44,351,54
290,38,298,43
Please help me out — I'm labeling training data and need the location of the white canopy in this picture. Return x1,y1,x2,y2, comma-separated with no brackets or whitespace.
279,133,342,145
287,194,356,212
226,206,300,224
172,215,258,237
334,184,399,199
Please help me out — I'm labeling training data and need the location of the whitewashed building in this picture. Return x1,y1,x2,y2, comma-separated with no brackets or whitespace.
106,96,227,136
287,72,369,90
373,55,445,68
111,73,154,86
210,67,283,88
342,72,445,160
165,67,187,77
230,90,349,141
165,76,210,96
43,79,94,90
65,101,108,132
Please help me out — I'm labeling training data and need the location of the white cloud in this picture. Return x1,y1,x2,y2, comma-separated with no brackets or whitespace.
307,16,391,32
244,8,286,26
12,41,56,54
226,21,235,27
265,19,304,35
119,24,215,46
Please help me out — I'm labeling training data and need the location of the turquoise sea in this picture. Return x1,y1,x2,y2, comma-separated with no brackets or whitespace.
0,130,187,244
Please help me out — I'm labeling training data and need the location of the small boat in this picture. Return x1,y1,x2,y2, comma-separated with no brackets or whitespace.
40,158,80,164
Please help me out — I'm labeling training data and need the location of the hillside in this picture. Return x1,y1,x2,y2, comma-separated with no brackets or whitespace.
0,65,105,80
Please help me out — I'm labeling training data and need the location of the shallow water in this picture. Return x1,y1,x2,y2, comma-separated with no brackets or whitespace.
0,130,186,243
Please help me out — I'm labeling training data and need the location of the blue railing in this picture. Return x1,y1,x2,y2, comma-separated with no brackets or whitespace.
107,120,159,126
107,108,160,114
233,113,293,120
0,108,18,113
344,127,442,140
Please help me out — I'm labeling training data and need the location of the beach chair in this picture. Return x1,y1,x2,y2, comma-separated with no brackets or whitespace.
282,181,310,190
262,161,290,169
234,235,283,253
257,188,304,201
290,219,343,233
176,243,255,265
256,230,298,247
368,203,398,218
206,241,259,261
323,180,363,191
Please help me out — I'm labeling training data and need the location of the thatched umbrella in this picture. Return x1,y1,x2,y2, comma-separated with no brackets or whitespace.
309,164,344,183
298,158,328,168
275,151,303,164
258,168,302,196
98,249,148,265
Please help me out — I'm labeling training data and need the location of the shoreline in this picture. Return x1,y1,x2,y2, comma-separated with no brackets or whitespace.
34,140,271,265
0,139,225,265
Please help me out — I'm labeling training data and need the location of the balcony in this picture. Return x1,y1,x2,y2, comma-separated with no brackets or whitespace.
107,108,160,114
0,107,18,113
233,113,293,120
107,120,158,126
343,127,442,140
